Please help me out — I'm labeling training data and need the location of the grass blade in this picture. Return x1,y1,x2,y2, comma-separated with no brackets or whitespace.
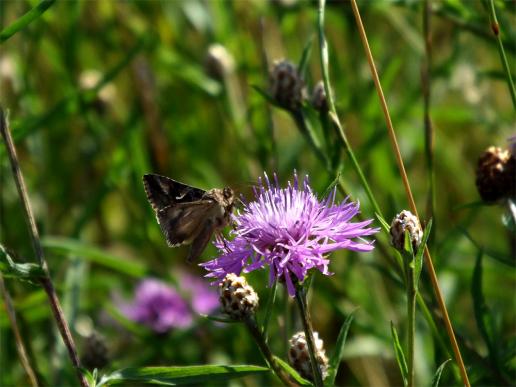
98,365,269,386
273,356,312,386
326,310,355,386
390,321,408,386
431,359,451,387
41,237,147,278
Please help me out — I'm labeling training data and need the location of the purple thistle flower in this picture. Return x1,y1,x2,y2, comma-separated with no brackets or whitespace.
120,279,192,333
201,172,380,296
179,272,220,315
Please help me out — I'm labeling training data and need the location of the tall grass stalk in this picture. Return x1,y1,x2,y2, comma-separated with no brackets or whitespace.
484,0,516,110
0,109,88,387
348,2,470,386
0,275,39,386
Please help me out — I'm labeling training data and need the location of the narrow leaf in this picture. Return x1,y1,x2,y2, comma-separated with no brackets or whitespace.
273,356,312,386
200,314,239,324
326,310,355,386
431,359,451,387
322,171,341,198
0,244,45,281
414,218,432,287
98,365,269,386
41,237,147,278
251,85,280,107
390,322,408,386
375,213,391,233
298,36,314,79
261,278,278,337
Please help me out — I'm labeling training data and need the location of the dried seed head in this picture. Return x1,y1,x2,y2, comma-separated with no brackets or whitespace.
204,43,235,80
80,332,109,370
311,81,329,112
288,331,328,381
219,273,259,320
475,146,515,202
269,59,306,111
390,210,423,253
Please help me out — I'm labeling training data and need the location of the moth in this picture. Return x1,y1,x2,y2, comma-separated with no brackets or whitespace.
143,173,235,262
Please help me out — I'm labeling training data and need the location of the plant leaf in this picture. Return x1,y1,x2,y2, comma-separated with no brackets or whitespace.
298,35,314,79
261,278,278,337
41,237,147,278
0,244,45,282
390,322,408,386
431,359,451,387
326,310,355,386
414,218,432,288
273,356,312,386
251,85,280,107
98,365,269,386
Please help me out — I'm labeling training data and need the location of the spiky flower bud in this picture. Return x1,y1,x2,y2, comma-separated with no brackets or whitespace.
475,146,515,202
80,332,109,370
219,273,259,320
269,59,306,111
204,43,235,80
288,331,329,381
390,210,423,253
311,81,329,112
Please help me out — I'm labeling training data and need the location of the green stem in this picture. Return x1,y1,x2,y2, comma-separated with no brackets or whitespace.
245,317,296,387
405,258,417,387
294,286,324,387
317,0,382,220
485,0,516,110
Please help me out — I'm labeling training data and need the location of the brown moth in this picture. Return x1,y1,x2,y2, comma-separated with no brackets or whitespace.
143,174,235,262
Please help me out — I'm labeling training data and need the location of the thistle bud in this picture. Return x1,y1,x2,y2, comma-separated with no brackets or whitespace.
80,332,109,370
311,81,329,112
269,59,306,111
219,273,259,320
475,146,515,202
390,210,423,253
288,331,329,381
204,43,235,80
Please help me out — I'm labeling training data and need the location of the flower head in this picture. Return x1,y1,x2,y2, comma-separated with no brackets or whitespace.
202,172,379,296
180,272,220,315
288,331,328,381
120,279,192,333
219,273,259,320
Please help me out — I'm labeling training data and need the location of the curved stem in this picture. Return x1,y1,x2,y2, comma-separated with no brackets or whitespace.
348,2,470,386
0,109,88,387
245,317,296,387
294,286,324,387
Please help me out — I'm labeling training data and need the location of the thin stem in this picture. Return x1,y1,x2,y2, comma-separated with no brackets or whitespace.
0,275,39,386
317,0,382,218
245,317,296,387
0,108,88,387
294,286,324,387
348,2,470,386
485,0,516,110
404,257,416,387
422,0,436,236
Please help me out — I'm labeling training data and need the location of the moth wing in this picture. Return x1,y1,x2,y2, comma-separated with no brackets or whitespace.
186,220,217,263
157,200,216,247
143,174,206,213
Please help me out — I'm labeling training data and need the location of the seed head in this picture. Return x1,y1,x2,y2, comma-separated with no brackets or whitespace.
80,332,109,371
269,60,306,111
204,43,235,80
288,331,328,381
475,146,515,202
219,273,259,320
390,210,423,253
311,81,329,112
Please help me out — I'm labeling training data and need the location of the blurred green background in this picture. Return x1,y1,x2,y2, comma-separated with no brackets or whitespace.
1,0,514,386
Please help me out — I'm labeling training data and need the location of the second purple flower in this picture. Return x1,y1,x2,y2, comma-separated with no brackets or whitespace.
202,172,380,296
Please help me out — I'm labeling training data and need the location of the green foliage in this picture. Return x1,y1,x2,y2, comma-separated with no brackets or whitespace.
0,0,513,386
